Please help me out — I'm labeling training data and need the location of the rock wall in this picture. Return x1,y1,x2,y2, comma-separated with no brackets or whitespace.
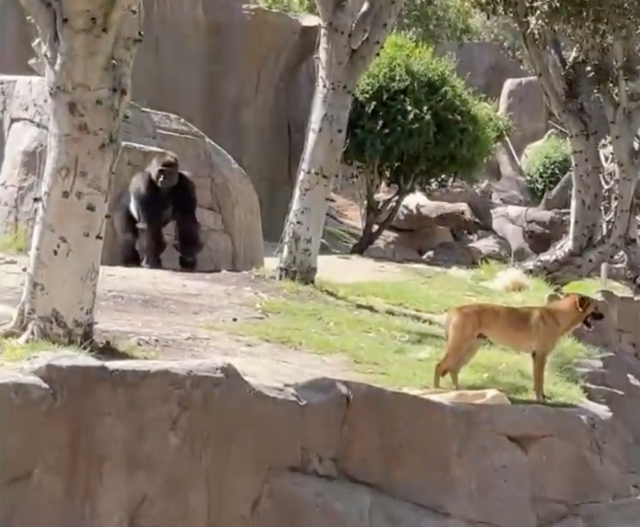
2,290,640,526
436,42,527,100
0,75,264,272
0,0,317,241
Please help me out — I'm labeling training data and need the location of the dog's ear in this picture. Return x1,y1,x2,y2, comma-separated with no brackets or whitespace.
575,295,591,312
545,285,565,304
545,292,562,303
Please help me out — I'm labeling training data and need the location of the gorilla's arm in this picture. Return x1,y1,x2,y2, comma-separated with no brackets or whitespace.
171,172,203,270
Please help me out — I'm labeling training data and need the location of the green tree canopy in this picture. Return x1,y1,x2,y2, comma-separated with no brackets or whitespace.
258,0,523,47
346,33,508,191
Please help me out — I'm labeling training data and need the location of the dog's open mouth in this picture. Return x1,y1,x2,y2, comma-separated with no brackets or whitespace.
582,311,605,331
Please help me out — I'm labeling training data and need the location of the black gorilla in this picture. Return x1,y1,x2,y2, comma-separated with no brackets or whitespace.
113,152,203,271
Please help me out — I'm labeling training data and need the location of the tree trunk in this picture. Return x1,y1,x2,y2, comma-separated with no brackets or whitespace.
350,185,408,255
2,0,142,344
521,140,635,285
275,0,405,284
519,132,604,283
275,30,354,283
566,133,603,251
623,213,640,280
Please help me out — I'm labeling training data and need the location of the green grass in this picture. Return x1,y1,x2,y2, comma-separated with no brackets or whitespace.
229,262,617,404
0,336,156,362
0,337,71,361
0,229,29,254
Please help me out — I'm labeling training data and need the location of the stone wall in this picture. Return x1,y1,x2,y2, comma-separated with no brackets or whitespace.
2,290,640,526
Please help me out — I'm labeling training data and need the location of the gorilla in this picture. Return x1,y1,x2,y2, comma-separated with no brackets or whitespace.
113,152,203,271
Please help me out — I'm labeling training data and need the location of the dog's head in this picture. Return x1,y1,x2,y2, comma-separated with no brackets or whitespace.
546,289,605,331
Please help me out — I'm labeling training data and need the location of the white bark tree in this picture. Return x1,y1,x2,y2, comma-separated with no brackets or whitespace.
474,0,640,285
1,0,143,344
276,0,407,284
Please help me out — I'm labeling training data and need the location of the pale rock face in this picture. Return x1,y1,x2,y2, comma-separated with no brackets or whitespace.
0,76,264,272
0,2,318,242
436,42,527,100
499,76,550,159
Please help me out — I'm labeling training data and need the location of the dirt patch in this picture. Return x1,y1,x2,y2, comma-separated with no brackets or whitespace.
0,252,436,385
263,253,428,283
0,255,358,386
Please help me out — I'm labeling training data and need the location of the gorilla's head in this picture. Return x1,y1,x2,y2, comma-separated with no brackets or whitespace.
149,152,180,190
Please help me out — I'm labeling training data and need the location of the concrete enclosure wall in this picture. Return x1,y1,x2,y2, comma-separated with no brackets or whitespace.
2,291,640,526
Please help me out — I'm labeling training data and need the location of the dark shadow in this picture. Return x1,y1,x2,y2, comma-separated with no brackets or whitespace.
86,340,136,361
507,396,577,409
314,284,441,326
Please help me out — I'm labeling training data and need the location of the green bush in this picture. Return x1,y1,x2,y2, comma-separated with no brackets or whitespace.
522,134,571,202
395,0,480,44
258,0,315,14
258,0,485,46
346,33,508,190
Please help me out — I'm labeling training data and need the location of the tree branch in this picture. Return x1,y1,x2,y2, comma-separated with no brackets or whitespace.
349,0,373,49
518,27,568,123
101,0,141,60
20,0,60,66
612,39,628,123
349,0,405,78
629,102,640,133
110,0,143,124
600,84,619,125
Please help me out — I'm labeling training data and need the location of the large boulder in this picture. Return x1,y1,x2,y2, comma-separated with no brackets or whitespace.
0,2,318,241
499,76,549,158
0,351,637,527
0,75,264,272
364,226,454,263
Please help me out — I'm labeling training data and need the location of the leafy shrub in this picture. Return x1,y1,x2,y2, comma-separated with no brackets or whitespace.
258,0,487,46
258,0,315,14
522,134,571,202
395,0,480,44
345,33,508,253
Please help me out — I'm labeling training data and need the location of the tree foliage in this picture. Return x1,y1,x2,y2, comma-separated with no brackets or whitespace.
394,0,479,44
346,34,508,191
344,33,508,253
470,0,640,283
522,133,571,202
259,0,514,46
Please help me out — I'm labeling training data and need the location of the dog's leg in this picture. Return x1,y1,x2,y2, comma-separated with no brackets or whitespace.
450,369,460,390
433,361,448,388
449,339,481,391
434,339,480,391
531,350,550,402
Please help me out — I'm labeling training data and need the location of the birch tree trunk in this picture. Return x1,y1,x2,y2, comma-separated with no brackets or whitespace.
276,0,406,284
1,0,143,344
521,116,638,284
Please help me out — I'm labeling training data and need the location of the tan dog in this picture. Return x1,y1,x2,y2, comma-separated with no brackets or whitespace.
433,291,604,401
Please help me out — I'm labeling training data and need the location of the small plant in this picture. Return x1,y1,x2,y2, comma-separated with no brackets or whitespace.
522,133,571,202
0,229,29,254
